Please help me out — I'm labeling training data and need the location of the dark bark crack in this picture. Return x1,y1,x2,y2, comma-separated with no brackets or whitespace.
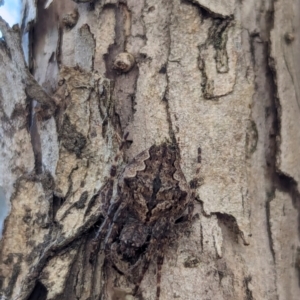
250,1,300,283
163,0,177,146
198,18,235,99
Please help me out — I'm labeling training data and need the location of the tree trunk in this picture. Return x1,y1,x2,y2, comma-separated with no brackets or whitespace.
1,0,299,299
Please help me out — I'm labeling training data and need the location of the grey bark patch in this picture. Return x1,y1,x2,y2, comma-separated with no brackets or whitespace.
0,186,9,238
39,172,55,191
186,0,235,18
246,120,258,157
76,191,89,209
75,24,95,71
10,103,28,121
72,0,94,2
183,256,200,268
62,9,79,29
210,19,232,73
52,195,65,219
6,264,21,298
296,247,300,275
198,19,235,99
243,276,253,300
216,213,247,245
27,280,48,300
60,115,87,157
113,52,135,73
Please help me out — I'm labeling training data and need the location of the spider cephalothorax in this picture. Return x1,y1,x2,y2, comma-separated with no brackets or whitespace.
91,143,194,299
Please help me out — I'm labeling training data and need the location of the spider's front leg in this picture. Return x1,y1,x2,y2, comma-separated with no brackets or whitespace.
89,132,129,262
103,200,128,251
89,195,123,263
89,218,110,263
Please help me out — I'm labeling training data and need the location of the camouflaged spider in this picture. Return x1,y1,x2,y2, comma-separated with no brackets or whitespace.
90,142,194,299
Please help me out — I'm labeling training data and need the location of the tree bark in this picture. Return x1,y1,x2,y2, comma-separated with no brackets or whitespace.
0,0,299,299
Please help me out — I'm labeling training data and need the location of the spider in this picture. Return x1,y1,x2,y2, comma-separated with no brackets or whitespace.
90,142,194,299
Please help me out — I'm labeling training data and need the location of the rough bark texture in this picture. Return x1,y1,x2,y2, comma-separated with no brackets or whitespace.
0,0,299,299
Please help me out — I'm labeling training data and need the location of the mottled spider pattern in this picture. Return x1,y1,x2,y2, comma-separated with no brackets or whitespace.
91,143,193,299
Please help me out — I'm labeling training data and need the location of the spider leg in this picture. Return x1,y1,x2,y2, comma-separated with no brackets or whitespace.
104,201,127,252
132,217,171,298
89,218,110,263
131,238,167,300
89,196,122,262
132,237,158,296
175,200,194,225
104,200,135,276
109,242,131,276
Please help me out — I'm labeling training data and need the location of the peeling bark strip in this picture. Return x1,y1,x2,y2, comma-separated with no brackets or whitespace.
0,17,56,118
0,0,300,299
